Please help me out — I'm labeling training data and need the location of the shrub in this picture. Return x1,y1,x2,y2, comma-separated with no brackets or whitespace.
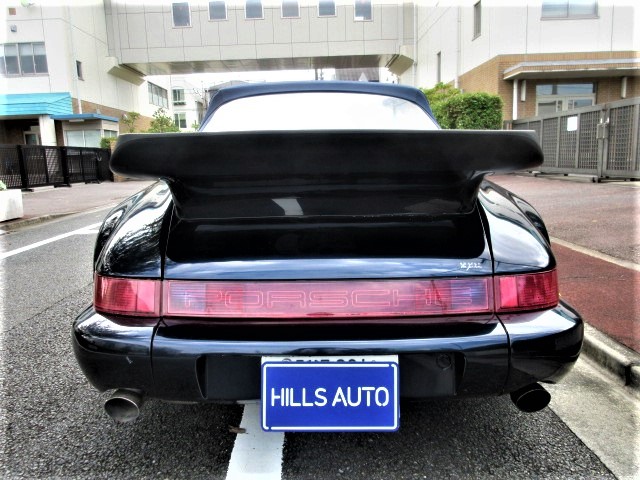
99,137,117,149
420,83,461,126
420,83,503,129
439,92,503,129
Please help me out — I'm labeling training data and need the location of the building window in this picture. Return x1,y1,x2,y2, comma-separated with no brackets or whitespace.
318,0,335,16
355,0,372,21
65,130,101,148
535,82,596,115
209,1,226,20
245,0,263,19
0,42,48,75
172,2,191,27
24,132,40,145
541,0,598,19
436,52,441,83
1,44,19,75
173,88,186,105
282,0,299,18
174,113,187,129
76,60,83,80
33,44,47,73
473,1,481,38
148,82,169,108
18,44,36,74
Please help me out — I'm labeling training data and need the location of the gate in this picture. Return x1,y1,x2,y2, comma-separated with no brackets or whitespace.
511,97,640,180
0,145,112,190
20,146,66,187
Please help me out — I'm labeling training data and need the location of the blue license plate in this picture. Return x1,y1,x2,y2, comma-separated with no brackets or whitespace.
261,355,399,432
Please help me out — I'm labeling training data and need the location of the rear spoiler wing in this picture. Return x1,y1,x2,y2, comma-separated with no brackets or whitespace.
111,130,542,221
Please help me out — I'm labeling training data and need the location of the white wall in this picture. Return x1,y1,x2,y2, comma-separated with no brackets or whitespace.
2,0,164,116
413,0,639,89
412,3,459,87
141,75,174,117
170,75,206,130
106,0,404,71
2,3,73,94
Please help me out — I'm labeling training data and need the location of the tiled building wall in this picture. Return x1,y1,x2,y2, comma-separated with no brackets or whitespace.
457,52,640,121
71,99,154,133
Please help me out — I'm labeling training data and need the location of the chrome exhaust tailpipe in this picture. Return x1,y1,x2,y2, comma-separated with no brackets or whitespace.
104,389,144,423
510,383,551,413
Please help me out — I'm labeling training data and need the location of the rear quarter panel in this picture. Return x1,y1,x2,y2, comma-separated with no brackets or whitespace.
478,179,555,274
94,181,171,278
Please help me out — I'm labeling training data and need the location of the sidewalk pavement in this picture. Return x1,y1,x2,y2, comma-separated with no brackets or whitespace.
2,176,639,392
0,180,153,230
492,174,640,392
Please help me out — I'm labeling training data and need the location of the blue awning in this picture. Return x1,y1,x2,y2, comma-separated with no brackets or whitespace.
51,113,119,122
0,92,73,116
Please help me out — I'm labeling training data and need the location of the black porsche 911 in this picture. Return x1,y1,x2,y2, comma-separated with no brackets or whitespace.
73,81,582,431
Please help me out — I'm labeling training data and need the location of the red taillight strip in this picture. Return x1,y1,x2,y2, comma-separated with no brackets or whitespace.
163,278,492,318
494,270,558,313
94,274,161,317
93,270,559,318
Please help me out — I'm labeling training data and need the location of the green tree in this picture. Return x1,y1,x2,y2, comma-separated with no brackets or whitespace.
147,108,180,133
121,111,140,133
190,121,200,131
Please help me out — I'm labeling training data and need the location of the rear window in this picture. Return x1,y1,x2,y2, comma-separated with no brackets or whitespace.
202,92,438,132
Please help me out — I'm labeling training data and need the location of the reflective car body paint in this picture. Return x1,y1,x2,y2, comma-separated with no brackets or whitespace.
74,82,582,407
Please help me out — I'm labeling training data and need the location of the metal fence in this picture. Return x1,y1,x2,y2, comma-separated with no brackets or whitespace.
510,97,640,180
0,145,112,190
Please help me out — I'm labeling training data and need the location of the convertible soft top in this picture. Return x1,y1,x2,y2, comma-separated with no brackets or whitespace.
202,81,436,125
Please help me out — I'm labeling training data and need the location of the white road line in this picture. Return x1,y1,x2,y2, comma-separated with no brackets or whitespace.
551,237,640,273
226,403,284,480
0,222,101,260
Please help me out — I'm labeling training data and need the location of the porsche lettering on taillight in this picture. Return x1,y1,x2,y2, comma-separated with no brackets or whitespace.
163,279,492,318
93,270,559,318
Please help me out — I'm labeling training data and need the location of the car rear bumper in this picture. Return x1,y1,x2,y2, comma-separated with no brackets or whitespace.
73,302,582,402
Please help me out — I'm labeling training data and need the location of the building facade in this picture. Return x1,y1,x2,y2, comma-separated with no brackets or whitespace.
168,75,207,130
103,0,414,79
2,0,638,145
411,0,639,120
1,2,172,146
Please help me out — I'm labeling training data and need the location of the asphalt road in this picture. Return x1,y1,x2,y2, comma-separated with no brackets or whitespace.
491,175,639,264
0,210,634,479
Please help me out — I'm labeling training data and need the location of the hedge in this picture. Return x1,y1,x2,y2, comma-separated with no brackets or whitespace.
420,84,503,130
438,92,503,130
420,83,459,126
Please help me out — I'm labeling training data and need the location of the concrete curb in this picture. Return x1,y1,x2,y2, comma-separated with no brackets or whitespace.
0,213,74,232
0,204,118,233
581,323,640,391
